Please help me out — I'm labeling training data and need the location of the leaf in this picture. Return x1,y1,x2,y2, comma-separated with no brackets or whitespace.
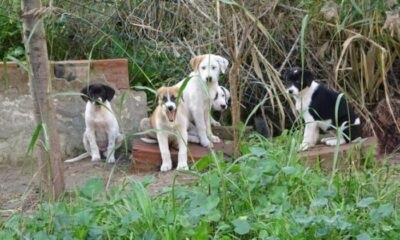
311,198,328,208
121,211,141,225
249,147,266,157
193,155,212,171
231,218,250,235
377,203,394,217
357,232,370,240
282,166,296,175
357,197,375,208
80,178,104,199
26,124,43,156
269,186,288,204
177,75,193,106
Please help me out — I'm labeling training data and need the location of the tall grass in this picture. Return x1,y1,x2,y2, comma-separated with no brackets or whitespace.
1,0,399,132
1,132,399,239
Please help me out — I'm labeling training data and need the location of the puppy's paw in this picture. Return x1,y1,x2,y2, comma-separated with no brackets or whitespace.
325,138,346,146
200,138,210,148
321,137,335,143
160,162,172,172
210,135,221,143
211,121,221,127
106,155,116,163
176,162,189,171
91,155,101,162
299,142,311,151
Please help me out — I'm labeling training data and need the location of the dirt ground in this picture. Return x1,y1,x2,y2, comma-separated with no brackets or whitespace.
0,157,196,220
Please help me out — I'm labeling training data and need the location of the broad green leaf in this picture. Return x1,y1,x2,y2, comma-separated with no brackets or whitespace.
357,232,370,240
231,218,250,235
80,178,104,199
357,197,375,208
311,198,328,208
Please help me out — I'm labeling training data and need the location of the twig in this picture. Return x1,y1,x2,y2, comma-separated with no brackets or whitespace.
278,34,300,73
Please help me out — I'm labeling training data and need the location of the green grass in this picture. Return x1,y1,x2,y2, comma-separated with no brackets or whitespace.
1,132,399,239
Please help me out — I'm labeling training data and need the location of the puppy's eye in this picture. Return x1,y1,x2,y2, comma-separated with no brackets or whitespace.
201,66,206,70
170,95,176,101
162,96,168,102
212,66,216,70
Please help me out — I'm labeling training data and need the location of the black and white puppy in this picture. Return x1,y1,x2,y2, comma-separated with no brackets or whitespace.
65,83,123,163
284,67,361,151
187,85,231,143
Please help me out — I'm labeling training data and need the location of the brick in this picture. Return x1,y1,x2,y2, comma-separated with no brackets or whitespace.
51,59,130,90
131,139,234,173
0,59,130,95
298,137,377,171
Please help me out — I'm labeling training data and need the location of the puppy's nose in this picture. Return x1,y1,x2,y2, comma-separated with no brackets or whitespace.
221,104,227,109
167,106,174,111
206,76,212,82
288,89,293,94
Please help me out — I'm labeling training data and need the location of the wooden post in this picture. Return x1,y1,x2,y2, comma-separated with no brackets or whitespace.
21,0,65,199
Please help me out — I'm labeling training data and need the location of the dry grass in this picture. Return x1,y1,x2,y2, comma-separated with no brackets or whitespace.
2,0,400,140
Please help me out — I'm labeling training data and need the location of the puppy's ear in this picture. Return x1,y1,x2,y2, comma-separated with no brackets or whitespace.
190,55,205,71
156,86,166,102
222,86,231,100
103,85,115,102
80,85,90,102
301,69,314,86
215,56,229,74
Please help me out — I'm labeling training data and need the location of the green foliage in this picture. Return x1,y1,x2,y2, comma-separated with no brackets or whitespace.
1,133,399,239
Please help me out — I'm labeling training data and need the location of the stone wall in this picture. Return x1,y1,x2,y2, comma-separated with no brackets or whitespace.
0,59,147,164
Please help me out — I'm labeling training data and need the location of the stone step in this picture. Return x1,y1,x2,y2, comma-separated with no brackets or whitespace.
298,137,377,171
131,139,234,173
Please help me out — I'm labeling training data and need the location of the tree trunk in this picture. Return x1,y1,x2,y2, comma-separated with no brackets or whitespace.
21,0,65,199
229,60,242,158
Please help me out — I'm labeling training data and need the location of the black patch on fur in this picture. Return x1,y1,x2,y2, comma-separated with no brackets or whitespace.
284,67,314,90
80,84,115,103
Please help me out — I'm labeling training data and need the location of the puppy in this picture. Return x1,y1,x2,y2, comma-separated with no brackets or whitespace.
284,67,361,151
188,85,231,143
65,83,123,163
177,54,229,147
141,86,189,171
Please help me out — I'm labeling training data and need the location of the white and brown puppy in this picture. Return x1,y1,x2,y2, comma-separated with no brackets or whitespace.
177,54,229,147
65,83,123,163
141,86,189,171
188,85,231,143
284,67,361,151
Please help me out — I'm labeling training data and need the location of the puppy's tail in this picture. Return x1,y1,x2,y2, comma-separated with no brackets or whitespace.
140,137,158,144
64,152,90,163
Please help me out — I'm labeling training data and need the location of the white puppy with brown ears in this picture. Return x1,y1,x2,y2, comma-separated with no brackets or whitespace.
65,83,123,163
177,54,229,148
141,85,189,171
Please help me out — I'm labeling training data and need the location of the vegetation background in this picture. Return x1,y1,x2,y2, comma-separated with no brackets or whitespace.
0,0,399,239
2,0,399,135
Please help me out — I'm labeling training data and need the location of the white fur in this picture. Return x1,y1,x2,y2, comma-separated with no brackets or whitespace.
291,81,320,151
188,86,230,143
178,54,229,147
65,101,123,163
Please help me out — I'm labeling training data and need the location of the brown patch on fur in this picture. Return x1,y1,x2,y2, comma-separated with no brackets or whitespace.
190,55,205,71
156,85,180,105
372,98,400,154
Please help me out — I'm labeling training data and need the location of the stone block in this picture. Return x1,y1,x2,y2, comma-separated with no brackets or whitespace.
0,59,147,164
298,137,377,171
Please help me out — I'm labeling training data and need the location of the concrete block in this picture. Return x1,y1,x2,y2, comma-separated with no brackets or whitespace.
0,59,147,164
